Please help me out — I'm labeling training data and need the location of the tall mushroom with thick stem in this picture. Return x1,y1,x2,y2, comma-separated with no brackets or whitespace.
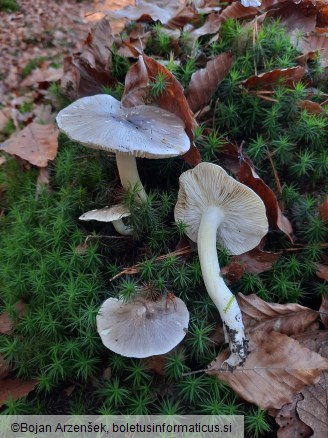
174,162,268,367
56,94,190,234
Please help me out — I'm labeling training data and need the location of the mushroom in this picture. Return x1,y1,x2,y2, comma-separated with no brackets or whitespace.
56,94,190,203
96,291,189,358
79,204,132,236
174,162,268,367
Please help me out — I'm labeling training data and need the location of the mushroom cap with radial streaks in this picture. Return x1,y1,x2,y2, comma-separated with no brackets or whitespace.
56,94,190,158
174,162,268,255
96,294,189,358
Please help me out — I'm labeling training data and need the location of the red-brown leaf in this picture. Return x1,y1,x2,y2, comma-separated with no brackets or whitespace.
142,54,202,166
230,247,281,276
0,301,27,335
207,331,328,410
220,2,258,21
0,379,37,408
315,262,328,280
186,52,233,113
274,394,312,438
242,66,305,89
0,121,58,167
237,160,293,241
122,57,148,107
319,194,328,225
190,12,222,39
298,99,322,114
237,293,318,336
319,295,328,329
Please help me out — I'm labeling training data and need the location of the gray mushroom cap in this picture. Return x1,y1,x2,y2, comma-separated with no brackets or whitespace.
174,162,268,255
96,294,189,358
56,94,190,158
79,204,130,222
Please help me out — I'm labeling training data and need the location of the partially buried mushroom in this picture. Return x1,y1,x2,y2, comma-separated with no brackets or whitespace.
97,290,189,358
56,94,190,233
174,162,268,367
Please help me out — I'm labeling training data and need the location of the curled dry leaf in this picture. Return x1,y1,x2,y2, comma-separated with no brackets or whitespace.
242,66,306,89
319,296,328,329
61,18,117,99
237,293,318,336
189,12,222,40
274,394,312,438
298,34,328,68
268,1,317,33
319,194,328,225
298,99,322,114
0,121,58,167
186,52,233,113
123,54,201,166
0,379,37,408
237,160,293,241
219,2,258,22
297,342,328,437
207,330,328,410
21,65,63,88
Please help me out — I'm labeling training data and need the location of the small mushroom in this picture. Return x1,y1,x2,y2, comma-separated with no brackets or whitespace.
174,162,268,367
56,94,190,202
79,204,132,236
96,292,189,358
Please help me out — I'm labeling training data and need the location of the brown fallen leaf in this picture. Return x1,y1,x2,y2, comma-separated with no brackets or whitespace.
274,394,312,438
21,65,63,88
298,34,328,68
143,355,167,375
0,379,37,408
167,4,196,29
61,18,117,99
319,296,328,329
207,331,328,410
189,12,222,40
121,56,148,107
222,247,281,282
0,301,27,335
186,52,233,113
0,108,11,132
237,160,293,241
268,1,317,33
296,341,328,437
315,262,328,280
298,99,323,114
319,194,328,225
237,293,318,336
242,66,306,89
0,121,58,167
220,2,258,22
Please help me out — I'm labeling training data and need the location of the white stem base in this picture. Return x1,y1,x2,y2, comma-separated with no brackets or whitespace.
198,206,248,367
116,153,148,202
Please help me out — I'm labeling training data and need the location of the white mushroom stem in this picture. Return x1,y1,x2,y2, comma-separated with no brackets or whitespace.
111,220,133,236
197,206,248,367
116,153,148,203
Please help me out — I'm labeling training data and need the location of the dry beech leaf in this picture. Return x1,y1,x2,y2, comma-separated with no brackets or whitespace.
190,12,222,39
143,355,167,375
106,1,181,25
0,122,58,167
274,394,312,438
0,379,37,408
21,65,63,88
297,342,328,437
292,330,328,352
142,54,201,166
62,18,117,99
0,301,27,335
242,66,305,89
237,293,318,336
268,1,317,33
315,262,328,280
299,34,328,68
319,296,328,329
166,5,196,29
207,331,328,410
186,52,233,113
237,160,293,241
222,247,281,282
319,194,328,225
219,2,258,22
298,99,322,114
122,57,148,107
